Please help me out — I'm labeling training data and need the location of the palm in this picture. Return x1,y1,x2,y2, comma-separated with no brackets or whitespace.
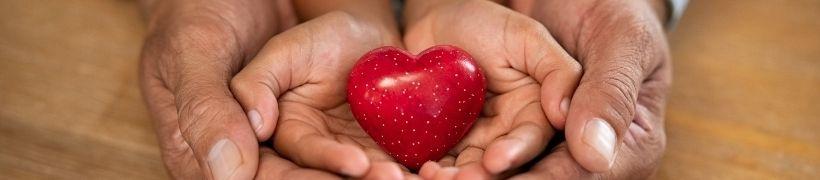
274,94,396,165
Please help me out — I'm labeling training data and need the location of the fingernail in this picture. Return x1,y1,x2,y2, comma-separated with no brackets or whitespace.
582,118,616,169
560,97,570,116
208,139,241,180
248,109,263,132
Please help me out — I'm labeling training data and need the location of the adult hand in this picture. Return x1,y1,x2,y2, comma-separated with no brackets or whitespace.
509,0,672,176
402,0,583,178
229,10,416,179
138,0,297,179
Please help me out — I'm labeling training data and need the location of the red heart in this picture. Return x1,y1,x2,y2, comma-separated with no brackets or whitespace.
347,45,486,170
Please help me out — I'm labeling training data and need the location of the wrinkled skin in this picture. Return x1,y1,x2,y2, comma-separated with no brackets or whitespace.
508,0,671,178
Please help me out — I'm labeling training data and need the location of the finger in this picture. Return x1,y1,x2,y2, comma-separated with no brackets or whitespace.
230,70,281,141
172,71,260,180
512,122,665,179
140,73,203,179
454,163,491,180
438,155,456,167
362,161,404,180
453,146,484,167
508,142,590,180
419,161,442,179
433,167,459,180
562,15,669,172
256,147,341,180
273,110,370,177
482,121,551,174
230,30,308,141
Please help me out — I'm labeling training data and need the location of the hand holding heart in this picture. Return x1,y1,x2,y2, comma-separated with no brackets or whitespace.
403,0,583,178
230,12,413,179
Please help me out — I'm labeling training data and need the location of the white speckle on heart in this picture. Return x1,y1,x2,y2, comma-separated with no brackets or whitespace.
410,115,414,119
418,104,422,107
381,123,385,127
455,74,459,77
426,120,430,124
458,108,462,111
446,88,450,91
412,129,416,132
377,115,381,118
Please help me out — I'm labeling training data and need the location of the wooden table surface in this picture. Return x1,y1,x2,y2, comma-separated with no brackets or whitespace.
1,0,817,179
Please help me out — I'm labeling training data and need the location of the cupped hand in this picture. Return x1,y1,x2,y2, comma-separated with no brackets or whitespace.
229,11,417,179
138,0,295,179
509,0,673,174
402,0,583,178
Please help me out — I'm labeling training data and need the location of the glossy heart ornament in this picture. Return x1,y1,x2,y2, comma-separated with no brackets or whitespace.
347,45,486,170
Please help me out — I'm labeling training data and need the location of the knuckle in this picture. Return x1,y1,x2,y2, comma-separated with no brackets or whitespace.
229,73,253,94
581,70,639,124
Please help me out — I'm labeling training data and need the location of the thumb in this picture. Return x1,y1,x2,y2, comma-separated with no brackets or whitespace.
564,21,668,172
173,70,260,180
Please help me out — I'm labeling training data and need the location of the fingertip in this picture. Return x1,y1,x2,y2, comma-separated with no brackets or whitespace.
230,74,279,141
363,162,403,180
455,163,490,180
482,139,518,174
568,118,617,172
419,161,441,179
433,167,459,180
335,144,371,177
541,85,569,130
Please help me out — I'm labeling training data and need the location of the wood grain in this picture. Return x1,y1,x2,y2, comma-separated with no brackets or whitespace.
0,0,817,179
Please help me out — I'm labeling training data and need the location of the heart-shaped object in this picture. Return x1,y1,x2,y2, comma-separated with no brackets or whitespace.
347,45,486,170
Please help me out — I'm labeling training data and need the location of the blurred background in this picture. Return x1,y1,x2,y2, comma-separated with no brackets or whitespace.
0,0,817,179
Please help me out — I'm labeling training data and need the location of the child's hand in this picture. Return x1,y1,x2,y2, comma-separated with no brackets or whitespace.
229,11,413,179
403,0,582,178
